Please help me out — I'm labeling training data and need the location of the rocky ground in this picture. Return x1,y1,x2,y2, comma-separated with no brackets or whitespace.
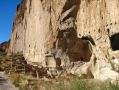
0,72,18,90
0,51,18,90
0,51,119,90
0,51,73,90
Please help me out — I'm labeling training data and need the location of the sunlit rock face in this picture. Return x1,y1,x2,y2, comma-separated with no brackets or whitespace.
9,0,119,81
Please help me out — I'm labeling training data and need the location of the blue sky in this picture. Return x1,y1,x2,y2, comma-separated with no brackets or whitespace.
0,0,21,43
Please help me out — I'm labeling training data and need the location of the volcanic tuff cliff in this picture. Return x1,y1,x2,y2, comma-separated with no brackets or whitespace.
9,0,119,80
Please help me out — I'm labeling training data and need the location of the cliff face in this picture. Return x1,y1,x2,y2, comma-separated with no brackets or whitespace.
9,0,119,80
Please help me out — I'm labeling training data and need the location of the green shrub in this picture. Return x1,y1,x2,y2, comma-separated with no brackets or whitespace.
13,76,21,87
53,79,119,90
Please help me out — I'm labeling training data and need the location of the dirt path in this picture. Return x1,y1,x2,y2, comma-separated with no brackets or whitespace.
0,72,18,90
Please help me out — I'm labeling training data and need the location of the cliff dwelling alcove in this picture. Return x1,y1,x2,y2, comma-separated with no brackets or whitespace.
110,33,119,51
46,0,92,67
55,29,93,62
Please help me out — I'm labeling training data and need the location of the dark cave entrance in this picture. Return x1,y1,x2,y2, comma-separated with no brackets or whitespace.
110,33,119,51
56,28,94,62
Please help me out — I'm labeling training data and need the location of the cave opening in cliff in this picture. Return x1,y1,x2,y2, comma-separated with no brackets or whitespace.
56,29,93,62
110,33,119,51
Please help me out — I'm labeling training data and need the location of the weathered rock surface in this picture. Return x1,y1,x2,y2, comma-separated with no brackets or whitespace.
9,0,119,81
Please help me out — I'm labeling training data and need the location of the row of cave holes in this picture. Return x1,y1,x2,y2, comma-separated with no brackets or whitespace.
15,29,119,52
83,32,119,51
27,33,119,52
82,31,119,51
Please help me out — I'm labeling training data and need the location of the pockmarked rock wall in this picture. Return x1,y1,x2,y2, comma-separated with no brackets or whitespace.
9,0,119,80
